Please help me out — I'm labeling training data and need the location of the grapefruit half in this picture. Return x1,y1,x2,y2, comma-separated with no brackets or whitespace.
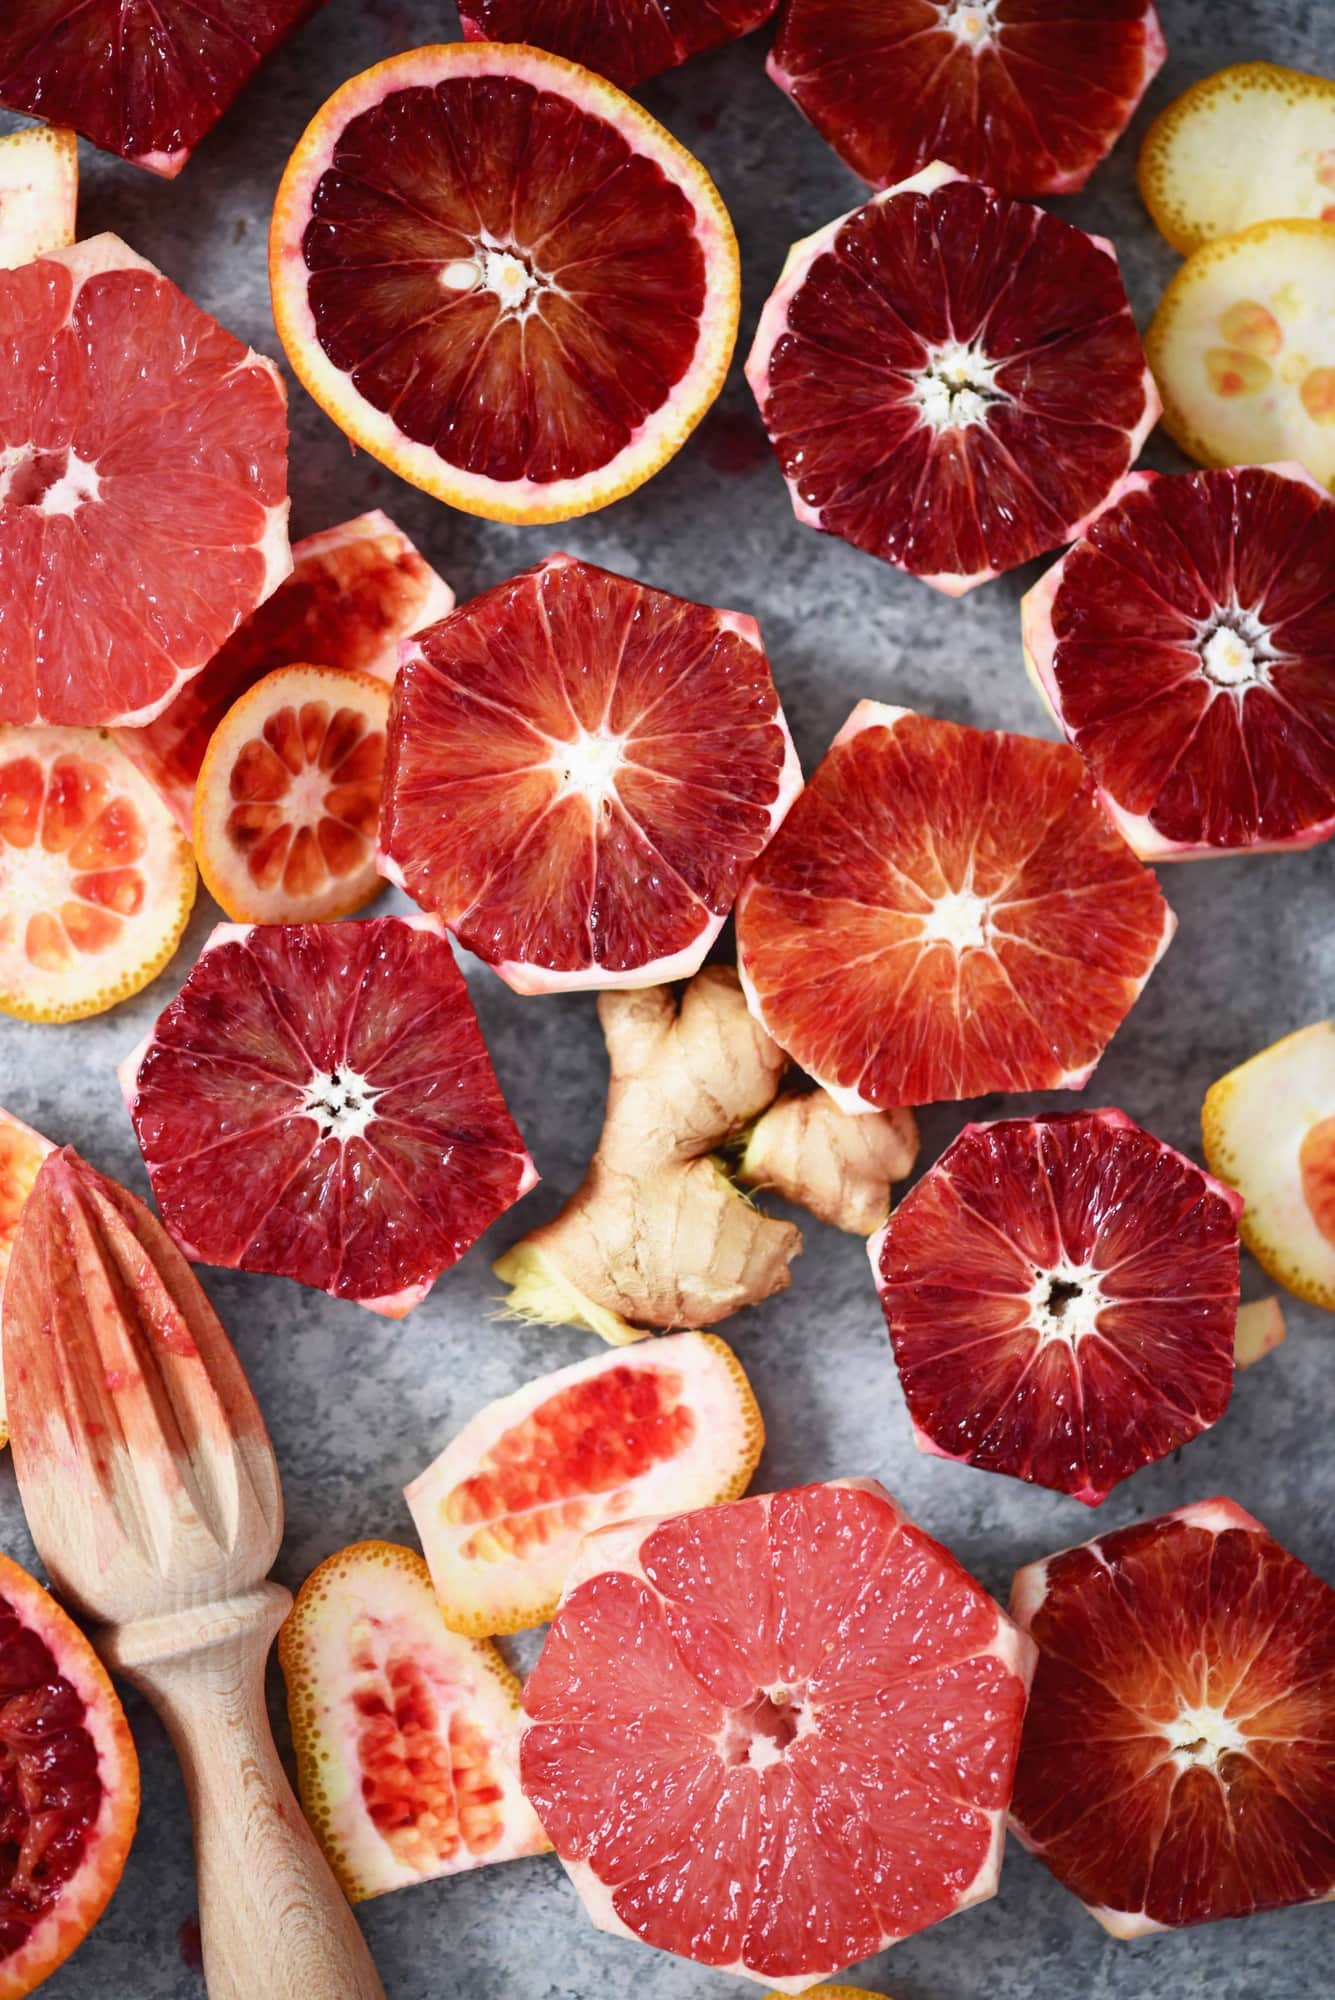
0,124,76,267
459,0,780,90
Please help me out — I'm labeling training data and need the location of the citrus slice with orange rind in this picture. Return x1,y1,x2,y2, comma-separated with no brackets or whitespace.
0,124,77,267
269,43,740,525
1139,62,1335,255
278,1541,550,1904
1146,220,1335,491
761,1991,889,2000
195,665,390,924
0,1104,54,1447
1202,1020,1335,1309
0,727,196,1024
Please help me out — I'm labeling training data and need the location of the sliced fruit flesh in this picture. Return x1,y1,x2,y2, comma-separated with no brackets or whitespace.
122,917,535,1313
459,0,780,91
746,168,1157,592
380,554,801,991
1233,1296,1286,1368
872,1110,1241,1505
0,1106,55,1447
736,704,1175,1109
1009,1499,1335,1933
0,125,77,267
1139,62,1335,256
1147,220,1335,492
405,1331,764,1635
278,1541,549,1903
522,1480,1035,1991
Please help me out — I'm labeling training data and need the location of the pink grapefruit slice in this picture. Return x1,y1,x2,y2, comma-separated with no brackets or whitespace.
0,124,76,267
1023,463,1335,858
380,554,802,993
0,1105,55,1449
768,0,1165,195
870,1110,1242,1506
735,704,1176,1111
1009,1498,1335,1933
0,235,289,728
459,0,779,90
522,1479,1035,1990
119,915,537,1316
746,163,1159,593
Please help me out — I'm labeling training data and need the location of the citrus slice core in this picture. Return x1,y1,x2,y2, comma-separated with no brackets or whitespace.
0,124,77,267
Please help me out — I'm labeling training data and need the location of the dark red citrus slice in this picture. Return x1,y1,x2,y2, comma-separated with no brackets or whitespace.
735,704,1176,1110
746,165,1159,593
1010,1498,1335,1934
1023,463,1335,858
459,0,780,91
768,0,1165,194
522,1479,1035,1988
870,1110,1242,1505
380,554,801,993
0,2,318,177
119,915,537,1316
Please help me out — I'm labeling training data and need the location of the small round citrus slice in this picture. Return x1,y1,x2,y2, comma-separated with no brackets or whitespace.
405,1331,764,1636
0,726,196,1024
270,43,739,525
380,553,801,992
0,124,77,267
278,1541,550,1904
195,665,390,924
1009,1499,1335,1934
871,1110,1242,1506
1202,1020,1335,1309
1139,61,1335,255
735,704,1176,1111
459,0,780,90
1146,219,1335,491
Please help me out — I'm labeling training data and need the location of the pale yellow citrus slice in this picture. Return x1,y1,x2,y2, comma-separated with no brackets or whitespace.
0,124,77,267
1234,1296,1286,1369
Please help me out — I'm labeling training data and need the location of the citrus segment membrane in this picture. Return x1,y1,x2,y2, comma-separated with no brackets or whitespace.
1022,464,1335,858
0,1105,54,1449
768,0,1165,195
0,726,197,1025
405,1332,764,1637
120,915,537,1316
459,0,780,90
278,1542,550,1904
522,1478,1036,1992
1203,1020,1335,1309
746,164,1159,594
269,43,740,524
0,124,77,268
1009,1499,1335,1934
736,704,1175,1111
1146,219,1335,491
871,1111,1241,1506
0,234,290,729
1139,62,1335,256
380,554,802,992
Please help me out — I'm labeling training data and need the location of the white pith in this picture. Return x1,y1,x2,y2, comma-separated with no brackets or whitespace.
1028,1261,1105,1347
1142,63,1335,250
555,727,626,806
944,0,1001,45
1162,1700,1248,1772
0,444,101,515
919,885,990,951
301,1065,381,1142
0,125,77,269
911,340,1006,431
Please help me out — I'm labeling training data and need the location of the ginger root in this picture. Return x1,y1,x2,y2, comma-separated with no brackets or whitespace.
738,1090,918,1236
493,967,800,1343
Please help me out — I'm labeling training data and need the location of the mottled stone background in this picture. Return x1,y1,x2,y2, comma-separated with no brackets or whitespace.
1,0,1331,1994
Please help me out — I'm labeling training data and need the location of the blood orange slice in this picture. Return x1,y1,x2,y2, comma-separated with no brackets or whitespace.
746,163,1159,594
380,554,802,993
870,1111,1242,1506
521,1478,1035,1990
0,1549,139,1996
0,726,196,1025
735,704,1176,1111
278,1541,550,1905
1022,464,1335,859
0,124,76,267
405,1331,764,1637
0,1106,54,1449
269,44,739,524
194,665,390,924
0,235,289,728
120,915,536,1316
0,3,317,177
1009,1498,1335,1934
458,0,779,91
768,0,1164,195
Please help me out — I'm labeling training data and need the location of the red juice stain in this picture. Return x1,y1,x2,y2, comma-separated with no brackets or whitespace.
179,1916,203,1971
696,408,772,476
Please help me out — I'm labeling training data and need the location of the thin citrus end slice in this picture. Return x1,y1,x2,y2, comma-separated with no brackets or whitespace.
195,665,390,924
1139,61,1335,255
1010,1499,1335,1934
0,1105,54,1448
1202,1020,1335,1309
761,1991,889,2000
0,726,196,1024
1146,219,1335,491
278,1541,550,1905
459,0,780,90
405,1331,764,1637
1234,1296,1287,1369
0,124,76,267
269,44,739,524
380,554,801,992
522,1479,1035,1990
736,704,1175,1110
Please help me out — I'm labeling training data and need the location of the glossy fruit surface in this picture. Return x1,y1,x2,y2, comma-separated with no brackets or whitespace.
459,0,780,89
